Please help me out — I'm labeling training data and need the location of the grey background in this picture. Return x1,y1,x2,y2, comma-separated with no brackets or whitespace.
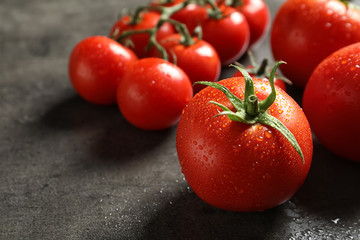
1,0,359,239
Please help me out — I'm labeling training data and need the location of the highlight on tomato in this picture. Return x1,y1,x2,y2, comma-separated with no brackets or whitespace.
117,58,193,130
202,5,250,66
176,63,313,212
303,42,360,163
68,36,137,105
271,0,360,88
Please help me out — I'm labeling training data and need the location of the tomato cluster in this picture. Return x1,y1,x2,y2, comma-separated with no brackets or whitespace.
68,0,360,213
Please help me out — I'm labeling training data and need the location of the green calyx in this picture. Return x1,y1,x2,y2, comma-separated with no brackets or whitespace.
195,61,305,162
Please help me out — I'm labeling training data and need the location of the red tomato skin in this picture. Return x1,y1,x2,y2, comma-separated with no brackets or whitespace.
117,58,193,130
68,36,137,105
151,34,221,93
303,43,360,162
235,0,270,46
202,7,250,66
151,0,208,34
110,11,175,58
233,70,286,91
271,0,360,88
176,77,313,212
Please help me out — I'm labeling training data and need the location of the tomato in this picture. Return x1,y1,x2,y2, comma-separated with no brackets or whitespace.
109,11,175,58
233,63,287,91
234,0,270,47
176,72,313,211
151,0,208,34
68,36,137,105
303,43,360,163
117,58,193,130
150,34,221,93
271,0,360,88
202,6,250,66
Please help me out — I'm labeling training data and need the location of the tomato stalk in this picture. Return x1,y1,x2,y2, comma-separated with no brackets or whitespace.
195,62,305,162
116,0,201,60
234,51,293,85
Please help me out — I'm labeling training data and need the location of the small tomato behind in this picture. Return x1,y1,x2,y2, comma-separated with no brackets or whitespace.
117,58,193,130
202,6,250,66
110,11,175,58
68,36,137,105
151,33,221,93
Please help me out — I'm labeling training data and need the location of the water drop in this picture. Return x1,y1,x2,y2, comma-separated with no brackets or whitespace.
265,130,272,139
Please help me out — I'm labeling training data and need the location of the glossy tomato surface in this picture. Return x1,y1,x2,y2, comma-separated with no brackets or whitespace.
176,77,313,212
68,36,137,105
234,0,270,46
151,0,208,34
303,43,360,162
202,7,250,66
271,0,360,88
110,11,175,58
151,34,221,93
117,58,193,130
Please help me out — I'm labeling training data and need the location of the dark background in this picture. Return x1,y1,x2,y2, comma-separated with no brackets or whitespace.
1,0,359,239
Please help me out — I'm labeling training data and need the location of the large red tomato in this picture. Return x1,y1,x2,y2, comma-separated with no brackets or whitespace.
176,69,313,211
202,6,250,66
303,43,360,163
110,11,175,58
271,0,360,88
150,33,221,93
117,58,193,130
68,36,137,105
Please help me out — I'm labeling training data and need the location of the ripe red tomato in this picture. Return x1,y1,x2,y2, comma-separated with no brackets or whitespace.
176,77,313,211
234,0,270,46
233,65,287,91
109,11,175,58
117,58,193,130
150,33,221,93
151,0,208,34
202,6,250,66
303,43,360,163
68,36,137,105
271,0,360,88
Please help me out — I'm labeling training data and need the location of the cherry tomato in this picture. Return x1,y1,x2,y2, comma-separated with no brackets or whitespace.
176,77,313,211
271,0,360,88
202,6,250,66
233,65,287,91
303,43,360,163
150,33,221,93
234,0,270,46
117,58,193,130
151,0,208,34
68,36,137,105
110,11,175,58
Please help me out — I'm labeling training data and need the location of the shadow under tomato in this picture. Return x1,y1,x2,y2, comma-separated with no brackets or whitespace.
292,139,360,220
40,94,174,165
140,190,282,240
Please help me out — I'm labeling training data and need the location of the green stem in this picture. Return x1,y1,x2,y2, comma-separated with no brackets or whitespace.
194,62,305,162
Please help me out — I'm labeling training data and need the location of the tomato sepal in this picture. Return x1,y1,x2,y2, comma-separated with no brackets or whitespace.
195,61,305,162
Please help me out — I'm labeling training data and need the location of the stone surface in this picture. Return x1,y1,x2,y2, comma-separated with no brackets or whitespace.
1,0,359,239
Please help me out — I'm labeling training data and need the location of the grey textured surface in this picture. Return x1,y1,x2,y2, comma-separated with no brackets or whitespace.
1,0,360,239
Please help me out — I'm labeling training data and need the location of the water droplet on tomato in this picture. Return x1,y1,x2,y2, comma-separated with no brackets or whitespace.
193,141,197,145
256,136,264,142
265,130,272,139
